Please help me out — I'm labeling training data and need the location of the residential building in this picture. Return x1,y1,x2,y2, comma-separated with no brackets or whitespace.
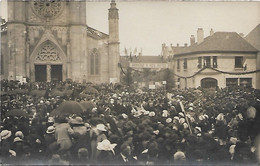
171,28,258,89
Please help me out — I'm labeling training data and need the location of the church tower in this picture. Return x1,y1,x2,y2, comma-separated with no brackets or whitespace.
108,0,120,83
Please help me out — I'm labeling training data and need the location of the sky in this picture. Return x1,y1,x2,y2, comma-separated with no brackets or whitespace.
1,1,260,56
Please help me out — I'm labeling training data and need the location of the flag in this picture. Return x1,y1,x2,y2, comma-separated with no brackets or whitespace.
129,52,132,62
133,47,137,56
124,48,128,56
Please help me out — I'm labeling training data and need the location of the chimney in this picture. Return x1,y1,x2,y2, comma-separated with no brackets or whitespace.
210,28,214,36
197,28,204,44
177,43,179,47
239,33,244,37
184,43,188,47
190,35,195,45
162,43,166,50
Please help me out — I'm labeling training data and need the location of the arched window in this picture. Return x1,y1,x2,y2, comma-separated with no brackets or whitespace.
201,77,218,89
90,48,99,75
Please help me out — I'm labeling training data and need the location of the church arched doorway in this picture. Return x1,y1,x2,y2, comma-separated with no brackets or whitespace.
201,77,218,89
30,40,67,82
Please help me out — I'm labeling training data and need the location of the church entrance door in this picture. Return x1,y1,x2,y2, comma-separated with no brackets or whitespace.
35,65,47,82
51,65,62,81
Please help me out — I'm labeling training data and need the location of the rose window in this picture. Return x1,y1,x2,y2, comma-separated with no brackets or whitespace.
32,0,63,18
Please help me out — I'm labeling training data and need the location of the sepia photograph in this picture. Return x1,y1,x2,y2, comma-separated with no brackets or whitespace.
0,0,260,165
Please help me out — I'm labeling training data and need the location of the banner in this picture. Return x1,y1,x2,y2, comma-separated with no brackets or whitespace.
149,85,156,89
16,76,23,83
110,78,117,84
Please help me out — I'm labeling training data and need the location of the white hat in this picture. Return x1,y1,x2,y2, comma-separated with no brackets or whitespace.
112,94,117,98
183,123,188,129
195,126,201,133
172,125,178,131
247,106,256,119
122,113,128,119
162,110,169,117
199,115,205,121
216,113,225,121
110,99,114,104
149,111,155,117
203,114,209,119
13,137,23,143
166,118,172,123
178,112,184,117
189,107,193,111
15,131,24,139
173,116,179,121
229,137,238,144
173,151,186,161
96,124,107,131
229,145,236,155
143,111,150,115
237,113,243,121
142,149,148,154
97,139,117,154
46,126,55,134
179,118,185,124
0,130,12,140
153,130,159,135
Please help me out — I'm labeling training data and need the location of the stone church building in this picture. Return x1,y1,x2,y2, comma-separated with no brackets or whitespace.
1,0,120,83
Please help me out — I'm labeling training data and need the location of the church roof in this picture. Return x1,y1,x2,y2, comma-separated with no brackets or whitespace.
87,26,108,40
245,24,260,51
174,32,258,56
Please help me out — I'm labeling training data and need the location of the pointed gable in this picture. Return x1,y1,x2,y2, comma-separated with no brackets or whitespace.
245,24,260,51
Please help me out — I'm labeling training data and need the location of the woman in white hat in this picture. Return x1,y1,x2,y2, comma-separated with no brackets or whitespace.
90,123,107,162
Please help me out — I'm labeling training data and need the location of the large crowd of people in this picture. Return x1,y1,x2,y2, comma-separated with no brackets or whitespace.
0,79,260,165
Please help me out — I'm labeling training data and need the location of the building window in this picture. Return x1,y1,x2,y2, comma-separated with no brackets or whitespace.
198,57,202,68
213,56,217,68
226,78,238,88
240,78,252,88
1,54,4,75
90,48,100,75
204,56,211,67
183,58,187,70
235,56,243,68
177,78,180,89
177,59,180,70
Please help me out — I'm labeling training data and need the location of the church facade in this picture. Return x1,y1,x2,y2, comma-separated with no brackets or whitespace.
1,0,120,83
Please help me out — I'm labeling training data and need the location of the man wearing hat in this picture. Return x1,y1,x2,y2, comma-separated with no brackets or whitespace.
0,130,13,162
90,124,107,162
44,126,59,159
11,136,27,162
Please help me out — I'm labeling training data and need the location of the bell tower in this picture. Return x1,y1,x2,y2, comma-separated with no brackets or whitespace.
108,0,120,83
7,1,27,80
